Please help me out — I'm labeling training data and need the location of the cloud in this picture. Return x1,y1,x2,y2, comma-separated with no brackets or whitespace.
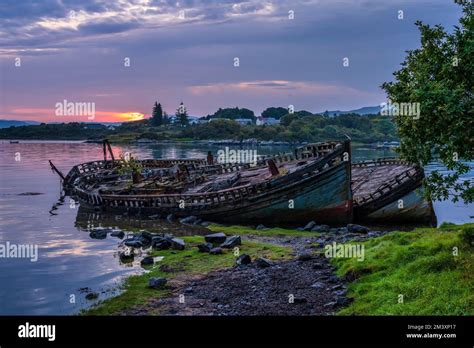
188,80,375,98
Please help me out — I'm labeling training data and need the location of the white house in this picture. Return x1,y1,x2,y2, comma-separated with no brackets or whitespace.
234,118,253,126
256,117,280,126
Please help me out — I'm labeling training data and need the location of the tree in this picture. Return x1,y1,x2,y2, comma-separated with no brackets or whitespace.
261,107,288,119
280,113,299,126
381,0,473,203
176,102,189,127
206,107,255,121
151,102,163,126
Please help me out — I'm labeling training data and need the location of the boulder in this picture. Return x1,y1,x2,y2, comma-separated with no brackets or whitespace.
347,224,369,234
303,221,317,231
197,243,213,253
209,247,223,255
293,297,307,304
149,277,167,289
179,216,198,224
110,230,125,239
166,214,176,222
89,230,107,240
311,225,330,233
255,257,273,268
170,238,185,250
152,237,171,250
256,224,267,230
138,231,154,242
310,282,325,289
204,232,227,245
220,235,241,249
236,254,251,265
297,253,312,261
337,227,348,234
124,239,143,248
85,292,99,300
119,251,134,263
140,256,154,266
200,221,211,227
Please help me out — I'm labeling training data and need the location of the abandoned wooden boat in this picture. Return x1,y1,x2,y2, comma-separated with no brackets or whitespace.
59,141,353,225
351,158,436,224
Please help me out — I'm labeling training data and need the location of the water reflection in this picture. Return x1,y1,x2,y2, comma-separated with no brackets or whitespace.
0,140,472,315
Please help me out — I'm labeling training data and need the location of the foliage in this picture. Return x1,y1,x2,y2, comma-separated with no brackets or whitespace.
261,107,289,119
115,153,142,175
381,1,473,203
0,122,110,140
460,225,474,247
150,102,163,126
332,223,474,315
205,107,255,121
176,102,189,127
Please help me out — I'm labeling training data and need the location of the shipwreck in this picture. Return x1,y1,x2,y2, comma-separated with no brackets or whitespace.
50,140,436,226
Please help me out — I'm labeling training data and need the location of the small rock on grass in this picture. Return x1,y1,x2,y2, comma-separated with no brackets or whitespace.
197,242,213,253
140,256,154,266
220,235,241,248
236,254,251,265
149,277,167,289
170,237,185,250
205,232,227,244
209,247,223,255
256,224,267,230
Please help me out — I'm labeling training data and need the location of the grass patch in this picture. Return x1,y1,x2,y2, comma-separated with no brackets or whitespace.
208,224,317,238
84,235,292,315
332,224,474,315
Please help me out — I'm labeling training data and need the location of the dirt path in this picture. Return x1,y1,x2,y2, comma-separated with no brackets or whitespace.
119,230,388,316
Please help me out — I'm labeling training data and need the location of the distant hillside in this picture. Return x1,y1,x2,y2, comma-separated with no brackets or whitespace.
321,106,381,116
0,120,41,128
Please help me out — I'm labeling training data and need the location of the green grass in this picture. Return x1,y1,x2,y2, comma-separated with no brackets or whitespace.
84,235,292,315
207,224,318,238
332,223,474,315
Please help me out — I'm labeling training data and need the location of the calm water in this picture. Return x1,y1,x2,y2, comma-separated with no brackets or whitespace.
0,141,472,315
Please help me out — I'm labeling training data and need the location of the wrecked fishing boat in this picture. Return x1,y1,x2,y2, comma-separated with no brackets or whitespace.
351,158,436,224
51,140,435,225
57,141,353,225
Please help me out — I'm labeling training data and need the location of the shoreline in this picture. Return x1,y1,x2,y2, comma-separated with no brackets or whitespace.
83,222,473,316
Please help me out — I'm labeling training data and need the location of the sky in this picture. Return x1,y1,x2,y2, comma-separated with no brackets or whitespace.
0,0,464,123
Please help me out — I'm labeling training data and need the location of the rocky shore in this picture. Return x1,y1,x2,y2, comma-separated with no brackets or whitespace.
86,217,391,316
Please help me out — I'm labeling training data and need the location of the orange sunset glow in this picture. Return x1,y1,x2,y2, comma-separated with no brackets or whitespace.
116,112,145,122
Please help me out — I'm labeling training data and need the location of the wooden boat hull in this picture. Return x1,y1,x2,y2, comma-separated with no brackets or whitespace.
356,186,436,224
70,142,353,225
89,162,352,225
352,159,436,225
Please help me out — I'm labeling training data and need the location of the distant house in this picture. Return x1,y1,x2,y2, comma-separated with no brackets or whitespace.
256,117,280,126
234,118,253,126
168,115,179,124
